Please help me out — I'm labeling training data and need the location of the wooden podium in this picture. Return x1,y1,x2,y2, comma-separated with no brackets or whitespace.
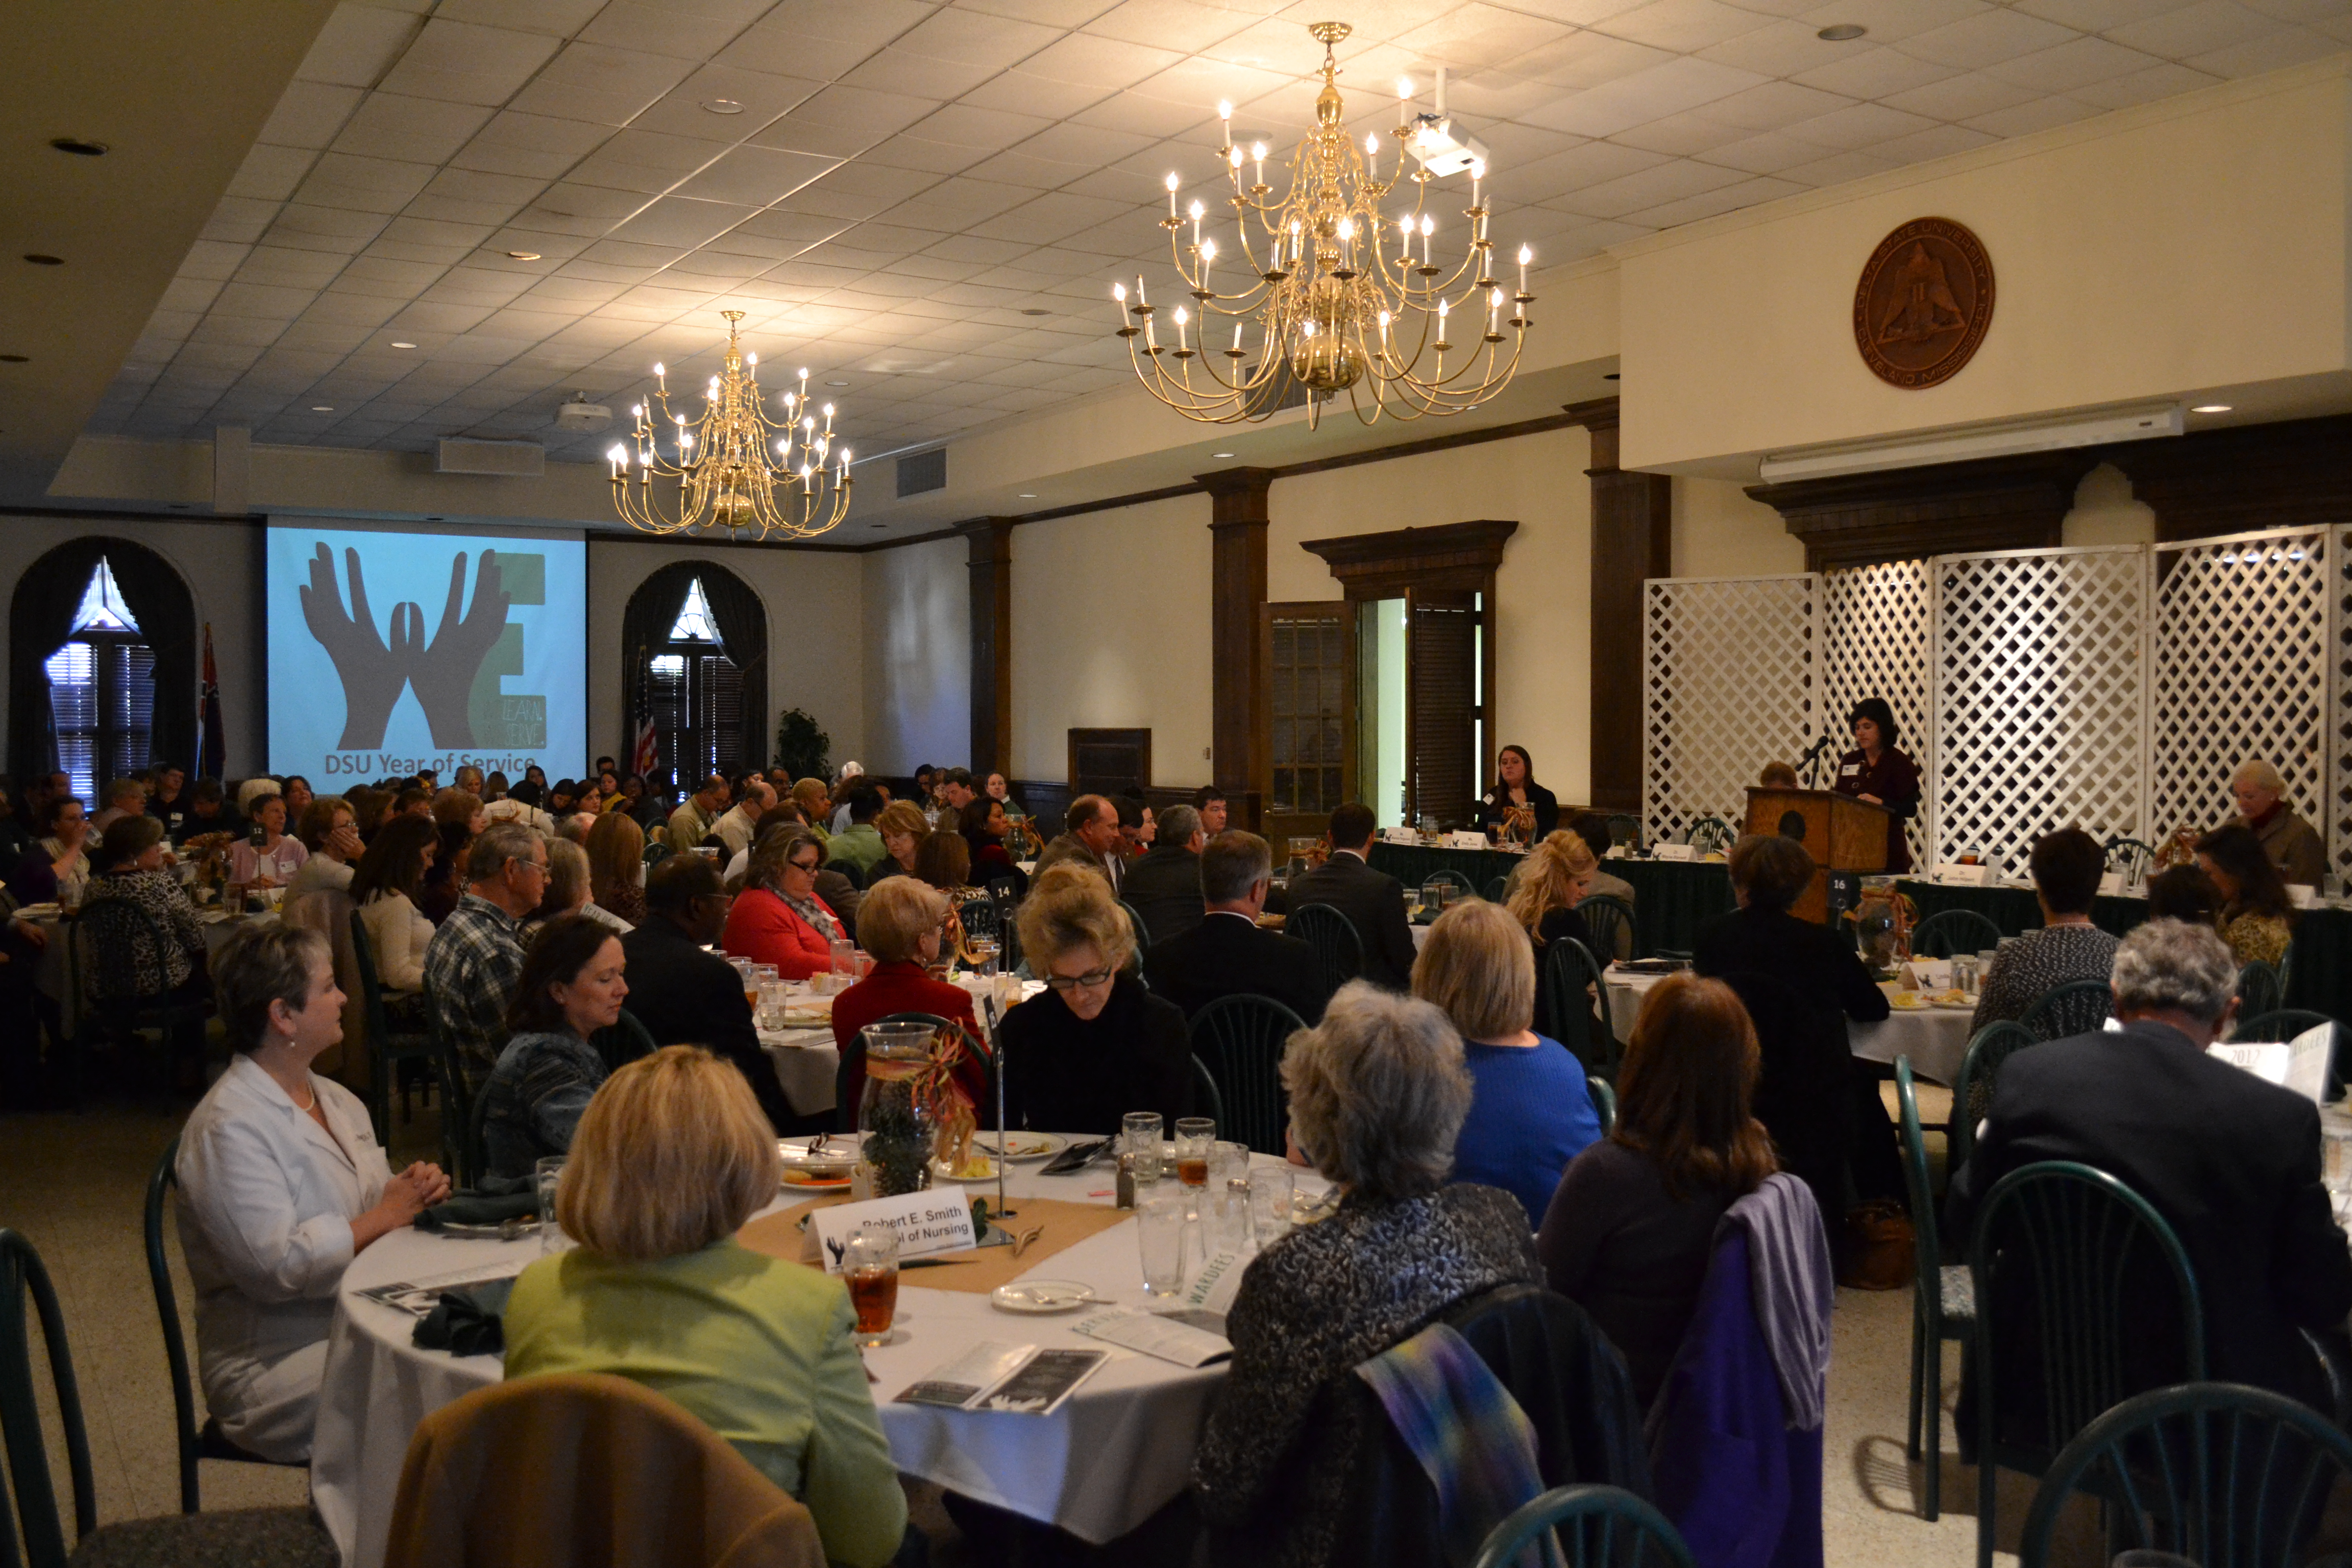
1744,787,1893,924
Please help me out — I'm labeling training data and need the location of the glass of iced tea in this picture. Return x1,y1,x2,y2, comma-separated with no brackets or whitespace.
1174,1117,1216,1188
843,1222,901,1346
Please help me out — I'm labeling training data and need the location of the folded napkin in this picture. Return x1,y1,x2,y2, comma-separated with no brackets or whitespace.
412,1277,517,1358
415,1190,538,1231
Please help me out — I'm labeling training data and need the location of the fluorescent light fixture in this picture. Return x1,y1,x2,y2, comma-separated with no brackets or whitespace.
1756,402,2184,484
2190,403,2232,413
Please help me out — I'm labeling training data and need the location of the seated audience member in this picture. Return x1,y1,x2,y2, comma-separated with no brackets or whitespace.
710,779,774,860
2196,821,2297,968
1143,829,1328,1023
868,800,928,887
81,815,207,1006
502,1047,907,1567
724,829,844,981
1537,974,1777,1408
480,915,627,1181
998,865,1191,1134
393,787,433,822
913,827,981,899
828,877,986,1118
1034,794,1124,892
176,922,449,1461
11,793,89,906
1114,794,1152,860
350,816,440,996
90,775,148,834
452,765,485,798
622,773,664,831
546,779,579,817
1968,827,2118,1031
347,788,390,843
173,777,244,846
584,811,645,926
625,853,796,1134
825,782,890,879
1284,803,1416,991
524,838,633,942
1571,812,1638,911
983,772,1024,822
961,794,1018,884
281,776,315,824
1697,835,1888,1027
423,823,545,1092
282,797,364,925
1193,785,1229,836
481,770,508,803
415,818,473,925
1947,919,2352,1418
146,763,190,838
1477,744,1559,843
790,778,834,846
1122,802,1207,946
827,763,864,834
1507,829,1600,954
2231,758,2326,888
1193,983,1542,1552
229,791,307,892
1759,761,1800,790
936,768,976,824
481,789,555,836
2146,863,2224,929
667,774,730,853
1414,898,1601,1227
432,788,486,838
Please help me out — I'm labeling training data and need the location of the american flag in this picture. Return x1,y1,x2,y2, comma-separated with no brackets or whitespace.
197,623,225,779
630,715,658,779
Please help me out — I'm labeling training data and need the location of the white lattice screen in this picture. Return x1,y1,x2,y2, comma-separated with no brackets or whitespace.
1641,575,1818,845
1822,561,1931,868
2151,529,2333,865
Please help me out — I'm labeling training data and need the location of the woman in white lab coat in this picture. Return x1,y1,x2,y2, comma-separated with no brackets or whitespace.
174,921,449,1461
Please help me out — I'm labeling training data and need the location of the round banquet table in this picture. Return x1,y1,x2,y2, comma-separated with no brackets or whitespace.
28,906,266,1010
756,976,1043,1120
1603,963,1978,1086
311,1145,1324,1568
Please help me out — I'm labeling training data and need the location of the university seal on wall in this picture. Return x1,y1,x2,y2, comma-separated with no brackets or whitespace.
1853,217,1994,389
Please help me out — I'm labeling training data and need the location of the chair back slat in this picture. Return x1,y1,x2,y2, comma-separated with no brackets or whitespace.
1909,909,2006,960
2235,961,2283,1020
1577,895,1636,964
1287,903,1364,997
2019,979,2112,1042
0,1229,95,1568
1471,1483,1695,1568
1538,939,1615,1077
145,1138,203,1514
1950,1021,2039,1171
1894,1059,1944,1319
1188,994,1308,1155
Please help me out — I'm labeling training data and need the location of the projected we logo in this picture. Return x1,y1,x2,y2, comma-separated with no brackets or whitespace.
298,544,549,750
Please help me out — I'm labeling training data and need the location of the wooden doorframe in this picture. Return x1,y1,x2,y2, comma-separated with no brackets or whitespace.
1258,599,1356,848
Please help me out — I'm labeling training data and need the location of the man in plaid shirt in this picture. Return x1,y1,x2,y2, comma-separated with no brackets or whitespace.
423,822,547,1092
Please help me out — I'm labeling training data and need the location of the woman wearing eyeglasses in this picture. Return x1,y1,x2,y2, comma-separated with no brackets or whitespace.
997,863,1192,1136
720,828,842,981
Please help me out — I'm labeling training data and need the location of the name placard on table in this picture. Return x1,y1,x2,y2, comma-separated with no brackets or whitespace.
808,1189,977,1273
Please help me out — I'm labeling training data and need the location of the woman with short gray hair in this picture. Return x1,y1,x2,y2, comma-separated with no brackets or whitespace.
1192,982,1542,1561
2110,916,2239,1023
174,921,449,1461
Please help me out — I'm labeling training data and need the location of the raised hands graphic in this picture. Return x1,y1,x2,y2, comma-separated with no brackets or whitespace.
297,546,511,751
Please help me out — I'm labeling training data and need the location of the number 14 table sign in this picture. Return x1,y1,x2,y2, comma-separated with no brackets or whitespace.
810,1189,978,1272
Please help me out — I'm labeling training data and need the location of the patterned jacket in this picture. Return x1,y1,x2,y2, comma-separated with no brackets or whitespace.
423,893,527,1090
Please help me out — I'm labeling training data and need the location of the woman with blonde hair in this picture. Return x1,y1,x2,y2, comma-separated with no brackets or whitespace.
1506,829,1599,952
503,1046,907,1567
522,838,632,942
997,863,1190,1133
1535,974,1777,1405
1413,898,1601,1227
583,810,645,926
868,799,928,887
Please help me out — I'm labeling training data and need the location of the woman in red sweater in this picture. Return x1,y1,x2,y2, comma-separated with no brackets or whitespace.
830,877,988,1119
721,830,842,979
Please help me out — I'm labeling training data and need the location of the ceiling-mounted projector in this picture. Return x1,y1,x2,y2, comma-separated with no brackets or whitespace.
1405,66,1487,178
554,392,611,433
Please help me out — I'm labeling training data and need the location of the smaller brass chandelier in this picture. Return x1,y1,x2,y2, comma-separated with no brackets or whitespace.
609,310,852,540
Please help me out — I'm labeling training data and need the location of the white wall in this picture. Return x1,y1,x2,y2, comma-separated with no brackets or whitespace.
1009,493,1215,788
585,538,865,774
1672,478,1806,578
2061,462,2158,548
861,534,969,776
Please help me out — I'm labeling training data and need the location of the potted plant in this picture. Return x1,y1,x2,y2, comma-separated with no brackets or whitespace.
773,707,829,784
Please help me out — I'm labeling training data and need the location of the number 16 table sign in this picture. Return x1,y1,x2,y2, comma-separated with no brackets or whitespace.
810,1189,978,1273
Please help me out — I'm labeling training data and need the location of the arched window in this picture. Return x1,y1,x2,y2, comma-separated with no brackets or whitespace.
620,562,767,794
10,537,196,794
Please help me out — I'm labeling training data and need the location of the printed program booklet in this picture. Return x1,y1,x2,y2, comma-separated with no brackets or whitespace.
355,1261,530,1317
894,1341,1109,1415
1071,1306,1232,1368
2210,1021,2332,1107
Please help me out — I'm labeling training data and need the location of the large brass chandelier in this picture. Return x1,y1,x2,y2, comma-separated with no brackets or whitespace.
608,310,852,540
1112,21,1534,428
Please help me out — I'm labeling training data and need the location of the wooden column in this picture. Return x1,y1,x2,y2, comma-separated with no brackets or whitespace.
1198,467,1272,833
963,518,1015,776
1567,398,1670,814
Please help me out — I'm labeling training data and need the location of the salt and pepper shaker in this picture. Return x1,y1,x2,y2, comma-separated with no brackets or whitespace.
1116,1150,1137,1209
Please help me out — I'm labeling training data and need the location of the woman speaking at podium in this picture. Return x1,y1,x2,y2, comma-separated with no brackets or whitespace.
1831,698,1919,875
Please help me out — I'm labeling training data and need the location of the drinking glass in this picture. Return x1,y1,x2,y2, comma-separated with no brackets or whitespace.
1122,1112,1164,1190
2324,1125,2352,1195
1174,1117,1216,1188
534,1157,568,1254
757,981,791,1032
1136,1191,1187,1299
966,936,999,979
843,1223,901,1346
1250,1166,1295,1248
829,938,858,981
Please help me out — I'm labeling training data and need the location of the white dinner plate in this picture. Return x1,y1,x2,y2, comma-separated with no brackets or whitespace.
779,1134,862,1171
930,1153,1001,1183
991,1280,1099,1313
973,1132,1065,1163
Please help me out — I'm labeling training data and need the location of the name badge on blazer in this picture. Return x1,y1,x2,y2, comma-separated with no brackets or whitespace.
1838,765,1860,779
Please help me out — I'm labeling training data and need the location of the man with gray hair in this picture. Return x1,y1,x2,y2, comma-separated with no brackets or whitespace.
1122,802,1207,946
2230,759,2325,888
1142,829,1329,1024
421,822,547,1091
1948,918,2352,1415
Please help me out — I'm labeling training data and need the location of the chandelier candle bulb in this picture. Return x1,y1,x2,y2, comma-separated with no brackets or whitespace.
1166,172,1180,220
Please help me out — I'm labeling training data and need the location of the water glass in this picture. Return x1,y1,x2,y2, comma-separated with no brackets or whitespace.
756,981,791,1032
1136,1191,1188,1299
1122,1112,1164,1189
843,1223,901,1346
1250,1166,1295,1248
966,936,999,978
534,1157,568,1254
2325,1126,2352,1194
1173,1117,1216,1187
829,938,857,980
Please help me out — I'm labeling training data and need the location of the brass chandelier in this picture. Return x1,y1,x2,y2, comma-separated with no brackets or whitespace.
608,310,852,540
1112,21,1535,428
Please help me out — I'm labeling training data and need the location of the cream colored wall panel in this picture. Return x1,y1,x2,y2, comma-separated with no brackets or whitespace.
1672,476,1805,578
1008,493,1214,787
2061,462,2157,548
862,535,969,776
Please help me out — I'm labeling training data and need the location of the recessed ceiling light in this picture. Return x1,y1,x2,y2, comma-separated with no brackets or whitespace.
1018,493,1038,498
1603,372,1621,381
2190,403,2233,413
311,405,334,412
23,254,62,266
506,250,542,261
390,341,417,349
703,99,745,114
869,523,887,529
1020,308,1051,316
49,137,108,157
0,355,26,364
826,379,849,387
1817,22,1866,40
1212,451,1236,457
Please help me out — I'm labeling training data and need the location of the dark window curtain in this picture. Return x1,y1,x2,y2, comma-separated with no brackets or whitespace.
10,537,194,786
692,566,768,776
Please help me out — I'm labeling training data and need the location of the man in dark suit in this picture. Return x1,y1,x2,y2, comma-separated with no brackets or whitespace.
1283,802,1416,991
1035,793,1124,894
1144,830,1329,1024
1122,803,1207,946
619,853,805,1136
1947,918,2352,1419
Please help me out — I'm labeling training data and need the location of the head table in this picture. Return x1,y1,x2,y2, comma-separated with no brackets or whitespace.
1603,962,1977,1086
311,1147,1324,1568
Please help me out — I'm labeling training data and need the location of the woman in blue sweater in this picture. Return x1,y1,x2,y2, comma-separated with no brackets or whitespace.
1413,897,1602,1226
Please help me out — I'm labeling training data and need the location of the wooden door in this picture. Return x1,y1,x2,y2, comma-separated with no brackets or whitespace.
1260,601,1354,850
1406,589,1479,830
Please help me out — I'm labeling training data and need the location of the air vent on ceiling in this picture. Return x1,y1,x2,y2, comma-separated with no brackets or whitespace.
896,448,947,498
435,438,545,477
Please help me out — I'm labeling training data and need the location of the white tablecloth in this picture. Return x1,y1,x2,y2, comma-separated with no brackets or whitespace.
759,977,1043,1120
312,1147,1317,1567
1603,965,1978,1086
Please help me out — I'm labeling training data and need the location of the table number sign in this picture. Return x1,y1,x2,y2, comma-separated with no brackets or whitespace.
809,1189,977,1273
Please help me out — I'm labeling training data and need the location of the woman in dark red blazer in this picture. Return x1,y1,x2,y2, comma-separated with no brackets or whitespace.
1831,697,1921,875
830,876,987,1121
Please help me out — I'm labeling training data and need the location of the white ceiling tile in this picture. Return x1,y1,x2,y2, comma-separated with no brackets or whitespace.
296,153,440,213
1987,35,2170,91
607,195,762,248
1772,146,1899,184
960,149,1084,188
839,48,1011,101
1520,56,1768,135
1070,89,1220,137
512,43,697,124
521,181,652,233
1695,17,1868,75
1700,78,1856,129
1595,0,1776,52
578,2,758,61
228,143,323,203
628,66,827,139
265,204,395,253
2188,22,2345,71
1021,31,1188,89
296,5,425,89
178,241,256,282
1790,44,1958,95
1084,0,1263,53
2241,0,2352,19
1391,4,1582,71
859,134,995,175
2012,0,2201,27
378,19,564,105
2106,0,2280,54
1512,139,1672,193
1869,121,2000,163
777,86,947,139
1623,170,1804,226
2067,60,2224,108
158,276,228,314
1506,29,1677,89
907,103,1062,152
569,130,734,193
435,0,608,36
1552,154,1747,216
1782,100,1939,149
1892,7,2078,66
332,94,499,165
1879,69,2039,117
1959,94,2102,135
1612,108,1751,154
671,144,844,205
1796,0,2000,45
259,81,368,150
